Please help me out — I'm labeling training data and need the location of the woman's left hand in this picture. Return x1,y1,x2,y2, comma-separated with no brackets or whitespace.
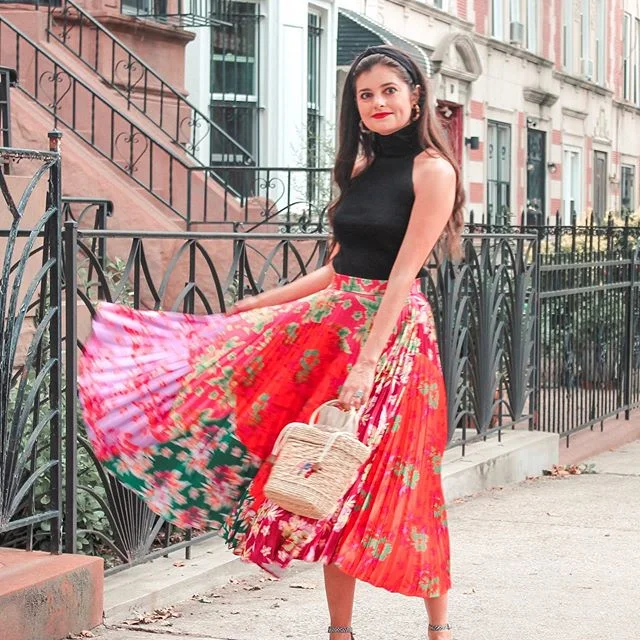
339,360,376,410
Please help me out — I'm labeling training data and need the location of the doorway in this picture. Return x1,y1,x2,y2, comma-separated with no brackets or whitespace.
526,128,546,224
593,151,607,222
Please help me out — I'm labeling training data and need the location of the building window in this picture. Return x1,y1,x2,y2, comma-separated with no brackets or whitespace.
621,165,635,212
526,0,538,53
595,0,605,84
492,0,504,39
487,121,511,225
562,147,582,224
623,14,640,105
307,12,322,201
623,12,632,101
636,18,640,106
563,0,573,73
580,0,591,78
210,1,261,163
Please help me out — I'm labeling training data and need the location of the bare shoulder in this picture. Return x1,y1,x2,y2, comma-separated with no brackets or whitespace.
413,150,456,184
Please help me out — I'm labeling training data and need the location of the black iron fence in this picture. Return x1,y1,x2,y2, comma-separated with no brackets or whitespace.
5,141,640,570
0,67,16,156
186,165,333,231
0,142,63,553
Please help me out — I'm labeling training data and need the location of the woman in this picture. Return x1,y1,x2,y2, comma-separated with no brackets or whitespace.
79,45,463,640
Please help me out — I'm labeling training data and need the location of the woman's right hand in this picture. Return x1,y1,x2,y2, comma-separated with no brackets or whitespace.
226,296,259,316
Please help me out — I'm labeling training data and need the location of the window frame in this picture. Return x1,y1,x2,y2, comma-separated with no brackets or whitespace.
563,0,573,73
580,0,590,75
621,165,636,212
492,0,505,39
526,0,538,54
562,146,582,225
623,12,632,100
595,0,606,84
487,120,512,225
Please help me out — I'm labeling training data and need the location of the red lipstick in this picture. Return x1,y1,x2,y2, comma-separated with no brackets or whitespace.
372,112,392,119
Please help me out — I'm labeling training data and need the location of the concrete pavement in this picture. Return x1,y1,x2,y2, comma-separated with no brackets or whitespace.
91,440,640,640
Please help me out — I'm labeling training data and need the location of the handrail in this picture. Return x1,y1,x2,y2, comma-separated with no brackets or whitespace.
46,0,254,167
0,67,17,171
0,15,194,223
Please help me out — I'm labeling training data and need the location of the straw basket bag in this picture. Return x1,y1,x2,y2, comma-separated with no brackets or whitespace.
264,401,371,520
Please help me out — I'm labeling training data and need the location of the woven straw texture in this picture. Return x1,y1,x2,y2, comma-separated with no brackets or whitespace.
264,423,371,519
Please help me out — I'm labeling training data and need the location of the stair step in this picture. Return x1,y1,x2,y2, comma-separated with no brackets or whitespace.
0,547,103,640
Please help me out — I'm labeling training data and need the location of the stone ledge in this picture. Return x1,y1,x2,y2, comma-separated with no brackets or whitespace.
0,548,103,640
442,429,559,502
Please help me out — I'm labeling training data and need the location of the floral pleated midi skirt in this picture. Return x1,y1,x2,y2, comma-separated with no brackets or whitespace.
78,274,451,597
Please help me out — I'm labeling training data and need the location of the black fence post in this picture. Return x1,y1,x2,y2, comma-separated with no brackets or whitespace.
63,220,78,554
530,234,541,431
624,246,636,419
47,130,63,554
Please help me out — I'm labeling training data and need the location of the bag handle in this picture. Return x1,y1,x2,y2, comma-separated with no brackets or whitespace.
269,401,365,460
309,400,364,434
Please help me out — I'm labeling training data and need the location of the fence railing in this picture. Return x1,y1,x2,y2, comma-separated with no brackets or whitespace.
0,141,63,553
120,0,235,28
46,0,254,167
537,244,640,441
0,16,194,223
0,67,16,165
186,165,333,231
7,149,640,569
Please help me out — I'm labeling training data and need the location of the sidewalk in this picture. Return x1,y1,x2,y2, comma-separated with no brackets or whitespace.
92,440,640,640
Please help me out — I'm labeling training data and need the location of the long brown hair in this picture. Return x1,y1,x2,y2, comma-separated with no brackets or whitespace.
328,46,465,260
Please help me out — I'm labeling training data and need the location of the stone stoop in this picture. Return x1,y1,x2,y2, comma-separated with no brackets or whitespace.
0,548,104,640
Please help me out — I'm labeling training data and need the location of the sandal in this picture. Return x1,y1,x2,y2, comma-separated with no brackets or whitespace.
428,622,452,636
328,626,355,639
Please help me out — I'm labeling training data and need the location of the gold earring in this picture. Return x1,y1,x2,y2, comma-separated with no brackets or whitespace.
359,119,371,134
411,104,421,121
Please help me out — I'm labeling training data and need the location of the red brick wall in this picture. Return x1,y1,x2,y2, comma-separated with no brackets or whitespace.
469,182,484,205
456,0,468,20
473,0,488,35
550,130,562,183
469,100,485,120
550,198,562,218
469,140,484,163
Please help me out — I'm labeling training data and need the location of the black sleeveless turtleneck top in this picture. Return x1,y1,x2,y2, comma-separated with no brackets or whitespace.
332,121,427,280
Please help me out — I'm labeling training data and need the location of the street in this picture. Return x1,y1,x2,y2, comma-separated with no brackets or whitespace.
91,441,640,640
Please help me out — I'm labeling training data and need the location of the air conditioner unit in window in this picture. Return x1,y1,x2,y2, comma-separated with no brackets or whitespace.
510,21,524,45
581,58,594,80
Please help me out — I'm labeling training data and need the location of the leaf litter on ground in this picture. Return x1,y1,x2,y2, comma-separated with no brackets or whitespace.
122,606,182,626
543,463,597,477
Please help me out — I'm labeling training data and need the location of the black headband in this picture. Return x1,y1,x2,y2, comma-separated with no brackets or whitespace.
350,46,419,86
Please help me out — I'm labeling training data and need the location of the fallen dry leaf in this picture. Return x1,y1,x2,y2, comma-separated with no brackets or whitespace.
543,463,597,477
191,593,214,603
173,561,186,567
123,606,182,626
